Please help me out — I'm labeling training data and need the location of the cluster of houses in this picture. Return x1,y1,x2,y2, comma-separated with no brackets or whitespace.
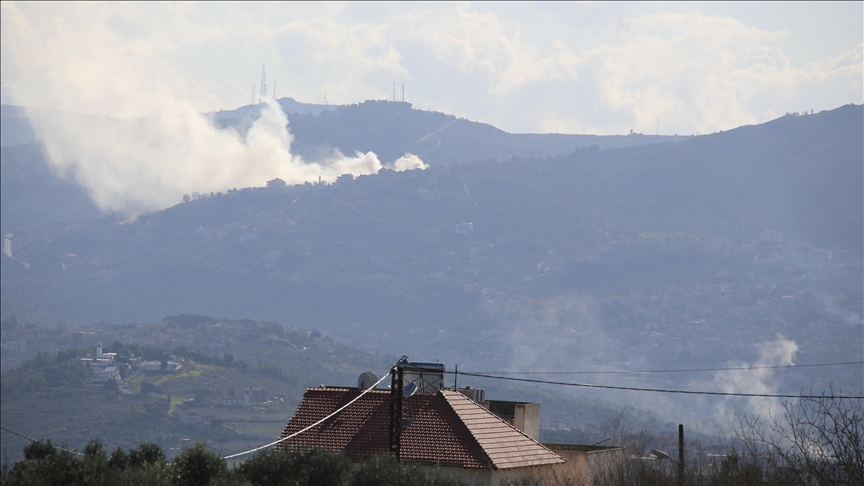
79,342,181,384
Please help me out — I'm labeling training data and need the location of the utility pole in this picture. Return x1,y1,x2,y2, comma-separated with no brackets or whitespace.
389,363,404,460
678,424,684,486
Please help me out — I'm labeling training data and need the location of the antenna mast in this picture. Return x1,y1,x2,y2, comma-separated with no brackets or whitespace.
259,62,268,102
392,82,396,102
401,84,404,102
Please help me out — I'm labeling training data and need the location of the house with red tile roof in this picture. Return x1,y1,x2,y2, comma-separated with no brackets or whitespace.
277,387,565,484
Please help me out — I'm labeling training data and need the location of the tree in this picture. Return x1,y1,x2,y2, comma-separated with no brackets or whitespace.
733,388,863,485
172,442,227,486
236,449,352,486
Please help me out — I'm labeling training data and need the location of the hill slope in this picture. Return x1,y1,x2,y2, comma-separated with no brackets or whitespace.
1,105,861,413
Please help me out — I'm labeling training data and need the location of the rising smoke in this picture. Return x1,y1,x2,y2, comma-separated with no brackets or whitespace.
710,335,799,421
25,99,426,216
1,2,426,217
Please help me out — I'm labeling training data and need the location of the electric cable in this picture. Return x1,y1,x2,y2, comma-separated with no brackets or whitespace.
0,425,85,456
446,371,864,399
467,361,864,375
222,370,391,460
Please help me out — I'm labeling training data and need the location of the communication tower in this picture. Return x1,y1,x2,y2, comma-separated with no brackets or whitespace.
259,62,268,101
401,84,404,102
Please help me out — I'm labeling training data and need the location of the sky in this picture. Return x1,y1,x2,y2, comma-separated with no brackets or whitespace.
0,2,862,215
1,2,861,136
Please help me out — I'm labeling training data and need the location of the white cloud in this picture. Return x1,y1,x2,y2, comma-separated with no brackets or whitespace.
0,2,426,217
2,2,861,136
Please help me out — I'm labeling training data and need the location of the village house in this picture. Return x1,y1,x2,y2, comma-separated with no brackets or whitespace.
93,366,121,383
276,359,627,485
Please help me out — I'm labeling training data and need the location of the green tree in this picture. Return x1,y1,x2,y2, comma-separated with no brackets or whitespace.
237,449,352,486
350,455,422,486
172,442,227,486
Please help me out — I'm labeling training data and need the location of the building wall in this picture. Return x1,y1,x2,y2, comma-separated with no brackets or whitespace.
514,403,540,441
542,444,630,486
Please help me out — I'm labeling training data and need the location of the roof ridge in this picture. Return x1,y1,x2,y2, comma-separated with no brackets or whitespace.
440,390,564,469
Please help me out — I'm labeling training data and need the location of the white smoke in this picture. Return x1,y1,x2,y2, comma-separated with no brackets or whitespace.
710,335,799,421
26,99,426,216
1,3,426,217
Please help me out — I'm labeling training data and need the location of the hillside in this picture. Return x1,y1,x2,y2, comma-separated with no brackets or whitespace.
1,105,862,418
0,100,681,235
0,319,639,462
279,100,683,165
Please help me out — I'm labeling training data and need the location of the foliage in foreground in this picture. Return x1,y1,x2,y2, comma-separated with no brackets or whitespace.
0,441,466,486
2,394,860,485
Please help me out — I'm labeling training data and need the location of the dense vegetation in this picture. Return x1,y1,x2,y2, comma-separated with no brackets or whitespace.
1,441,465,486
0,350,90,398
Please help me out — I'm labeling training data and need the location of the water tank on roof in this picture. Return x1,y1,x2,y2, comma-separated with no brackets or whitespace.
397,357,445,393
358,371,378,390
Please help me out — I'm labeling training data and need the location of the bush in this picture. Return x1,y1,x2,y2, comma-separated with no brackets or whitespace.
172,442,227,486
237,448,352,486
350,455,424,486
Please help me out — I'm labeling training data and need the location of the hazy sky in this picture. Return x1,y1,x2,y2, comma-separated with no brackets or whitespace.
2,1,862,135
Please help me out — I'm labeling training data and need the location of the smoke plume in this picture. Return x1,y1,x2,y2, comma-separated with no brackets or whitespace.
25,100,426,216
1,2,425,217
710,335,799,421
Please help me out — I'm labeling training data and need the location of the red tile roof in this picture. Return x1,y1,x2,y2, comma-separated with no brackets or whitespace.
276,387,563,470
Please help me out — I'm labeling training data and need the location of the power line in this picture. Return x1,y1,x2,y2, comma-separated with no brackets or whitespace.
467,361,864,376
1,425,85,456
222,370,391,460
447,372,864,399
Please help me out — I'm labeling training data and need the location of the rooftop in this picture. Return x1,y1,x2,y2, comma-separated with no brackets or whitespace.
277,387,563,470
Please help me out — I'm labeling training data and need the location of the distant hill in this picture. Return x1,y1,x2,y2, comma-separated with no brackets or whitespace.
1,105,861,417
0,143,101,234
211,97,337,121
0,100,683,235
1,104,859,324
267,100,685,165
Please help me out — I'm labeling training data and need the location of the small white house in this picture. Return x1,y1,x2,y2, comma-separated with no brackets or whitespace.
94,366,121,383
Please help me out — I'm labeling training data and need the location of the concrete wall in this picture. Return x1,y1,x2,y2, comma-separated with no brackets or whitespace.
482,400,541,441
514,403,540,441
541,444,629,486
